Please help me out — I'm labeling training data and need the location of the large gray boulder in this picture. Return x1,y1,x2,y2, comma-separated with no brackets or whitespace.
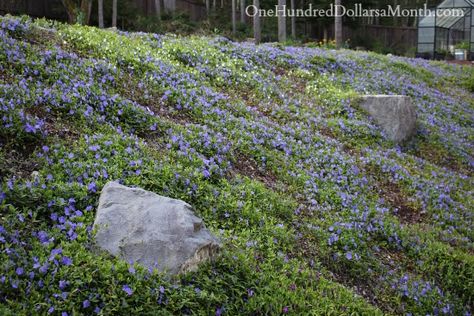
93,182,220,275
357,95,417,143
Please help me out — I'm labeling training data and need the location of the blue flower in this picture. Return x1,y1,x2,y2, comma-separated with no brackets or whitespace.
61,256,73,266
59,280,68,290
49,248,62,261
87,182,97,193
202,169,211,178
122,284,133,296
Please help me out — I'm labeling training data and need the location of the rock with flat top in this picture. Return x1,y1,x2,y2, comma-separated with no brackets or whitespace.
93,182,220,275
357,95,417,143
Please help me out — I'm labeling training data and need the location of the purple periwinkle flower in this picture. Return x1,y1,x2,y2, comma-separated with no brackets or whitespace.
122,284,133,296
37,230,50,244
87,182,97,193
61,256,73,266
49,248,62,260
59,280,68,290
83,300,90,308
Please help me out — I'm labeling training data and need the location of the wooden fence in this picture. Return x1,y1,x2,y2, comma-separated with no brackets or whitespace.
345,24,417,51
1,1,417,53
0,0,66,19
310,23,417,53
0,0,205,21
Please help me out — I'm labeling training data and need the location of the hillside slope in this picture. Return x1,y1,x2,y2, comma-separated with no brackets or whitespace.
1,15,473,315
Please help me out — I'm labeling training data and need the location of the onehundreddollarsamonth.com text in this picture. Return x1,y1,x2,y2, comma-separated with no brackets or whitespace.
245,4,466,18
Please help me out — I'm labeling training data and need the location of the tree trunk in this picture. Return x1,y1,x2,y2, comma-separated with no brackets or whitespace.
98,0,104,28
253,0,261,44
301,0,305,37
206,0,210,16
290,0,295,38
232,0,237,34
79,0,92,24
240,0,245,24
164,0,176,13
277,0,286,42
154,0,161,19
86,0,92,24
62,0,92,24
61,0,77,23
335,0,342,48
393,0,398,26
112,0,117,27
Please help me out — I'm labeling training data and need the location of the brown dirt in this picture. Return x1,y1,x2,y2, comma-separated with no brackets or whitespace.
377,180,425,224
0,69,15,83
0,140,40,180
288,224,396,314
319,126,337,139
410,143,472,176
118,73,195,126
273,67,287,77
229,152,278,189
446,60,473,66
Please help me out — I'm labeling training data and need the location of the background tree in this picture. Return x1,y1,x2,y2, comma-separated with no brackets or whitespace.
61,0,92,24
240,0,245,24
232,0,237,33
277,0,286,42
253,0,261,43
335,0,342,48
154,0,161,20
164,0,176,13
98,0,104,28
112,0,117,27
290,0,295,38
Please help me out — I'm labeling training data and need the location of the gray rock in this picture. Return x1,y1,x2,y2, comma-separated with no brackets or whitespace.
357,95,417,143
93,182,220,275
